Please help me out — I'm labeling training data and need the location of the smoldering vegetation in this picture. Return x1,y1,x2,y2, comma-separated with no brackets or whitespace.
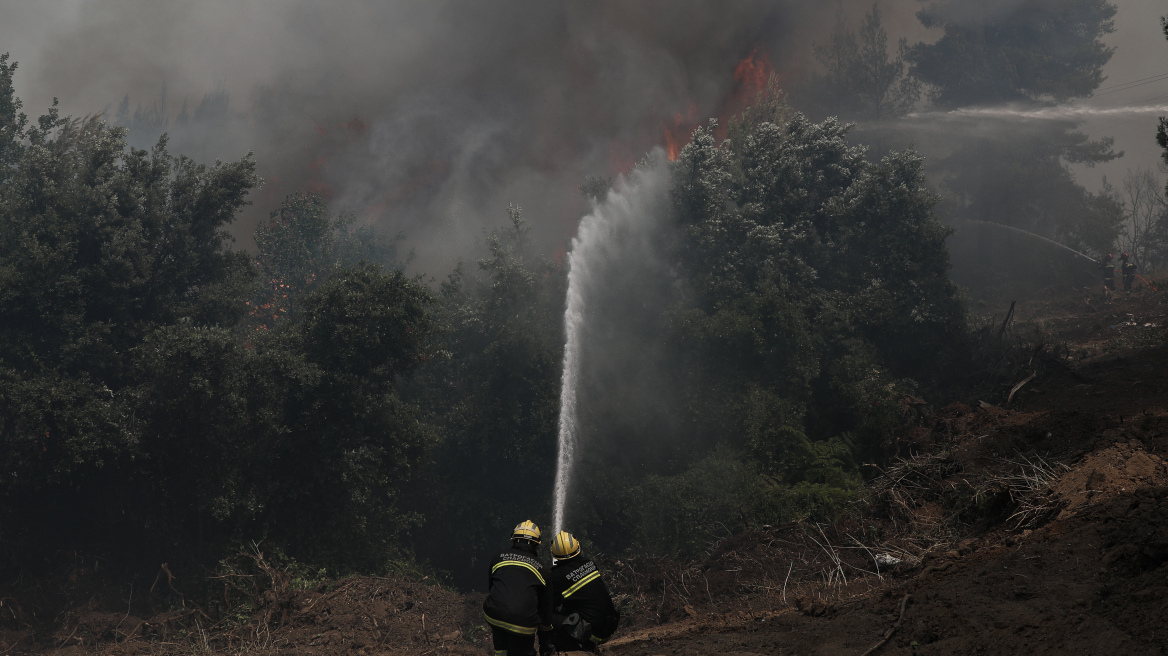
0,0,1166,603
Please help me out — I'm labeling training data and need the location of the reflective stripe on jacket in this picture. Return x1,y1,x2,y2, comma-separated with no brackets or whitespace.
483,545,552,635
549,558,620,641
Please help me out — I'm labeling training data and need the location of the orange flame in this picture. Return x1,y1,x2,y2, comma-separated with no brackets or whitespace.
658,49,776,161
719,48,777,139
733,49,772,97
663,101,698,162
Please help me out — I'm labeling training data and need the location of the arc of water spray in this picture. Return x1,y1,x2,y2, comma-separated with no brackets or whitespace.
954,219,1160,291
551,156,668,534
552,254,583,535
906,104,1168,121
552,182,616,535
952,218,1099,264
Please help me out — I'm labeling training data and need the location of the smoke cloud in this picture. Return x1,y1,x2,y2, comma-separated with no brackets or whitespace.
2,0,1160,274
0,0,936,272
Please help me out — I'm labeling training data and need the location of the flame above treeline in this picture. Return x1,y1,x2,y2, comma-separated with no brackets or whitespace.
18,0,895,270
287,47,779,214
662,48,776,162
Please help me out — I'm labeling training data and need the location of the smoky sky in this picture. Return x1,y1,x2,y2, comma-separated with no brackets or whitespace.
918,0,1083,26
1,0,1162,273
0,0,935,273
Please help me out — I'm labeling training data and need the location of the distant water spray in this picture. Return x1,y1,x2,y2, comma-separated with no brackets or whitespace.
952,219,1162,290
906,104,1168,122
552,153,670,533
953,218,1098,263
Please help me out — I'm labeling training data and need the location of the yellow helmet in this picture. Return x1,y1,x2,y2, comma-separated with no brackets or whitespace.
511,520,542,544
550,531,581,560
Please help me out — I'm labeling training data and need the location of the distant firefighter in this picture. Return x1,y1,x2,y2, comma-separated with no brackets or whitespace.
1100,253,1115,291
1121,252,1137,291
546,531,621,652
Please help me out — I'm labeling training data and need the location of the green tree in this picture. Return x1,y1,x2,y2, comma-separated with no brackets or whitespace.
0,53,28,171
570,95,966,558
906,0,1117,107
251,191,405,327
1157,17,1168,201
263,266,434,569
252,192,335,325
0,70,260,566
0,109,257,469
1145,15,1168,269
798,5,921,120
408,207,564,585
0,62,433,577
671,113,963,456
127,265,435,570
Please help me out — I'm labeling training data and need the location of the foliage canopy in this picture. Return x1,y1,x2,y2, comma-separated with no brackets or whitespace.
907,0,1117,107
0,60,433,576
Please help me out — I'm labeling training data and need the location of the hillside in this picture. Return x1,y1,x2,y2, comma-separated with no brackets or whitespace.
604,293,1168,655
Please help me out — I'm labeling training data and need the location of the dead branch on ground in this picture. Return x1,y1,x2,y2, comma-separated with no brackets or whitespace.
860,593,909,656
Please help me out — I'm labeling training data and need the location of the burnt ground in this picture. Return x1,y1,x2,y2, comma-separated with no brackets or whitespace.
603,290,1168,656
2,289,1168,655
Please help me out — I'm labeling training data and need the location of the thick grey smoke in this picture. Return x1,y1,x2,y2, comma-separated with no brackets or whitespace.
0,0,924,272
2,0,1161,275
917,0,1059,26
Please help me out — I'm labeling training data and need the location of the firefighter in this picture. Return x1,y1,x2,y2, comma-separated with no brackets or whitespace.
484,521,554,656
1121,252,1138,291
1100,253,1115,291
546,531,621,653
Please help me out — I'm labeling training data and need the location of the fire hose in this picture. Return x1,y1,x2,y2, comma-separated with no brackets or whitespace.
1134,273,1159,292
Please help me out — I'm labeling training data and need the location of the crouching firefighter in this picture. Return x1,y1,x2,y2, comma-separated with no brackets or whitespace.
484,520,554,656
547,531,621,652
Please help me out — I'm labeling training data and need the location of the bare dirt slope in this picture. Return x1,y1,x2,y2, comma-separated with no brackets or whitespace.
604,291,1168,656
2,291,1166,656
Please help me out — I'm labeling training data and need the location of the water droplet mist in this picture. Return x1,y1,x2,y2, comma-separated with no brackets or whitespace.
552,154,671,533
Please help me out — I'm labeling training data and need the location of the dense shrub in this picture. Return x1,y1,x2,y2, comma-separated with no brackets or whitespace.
0,67,433,577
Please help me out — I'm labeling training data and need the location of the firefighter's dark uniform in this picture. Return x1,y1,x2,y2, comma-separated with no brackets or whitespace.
1101,259,1116,290
483,544,552,656
1123,260,1137,291
547,557,620,652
